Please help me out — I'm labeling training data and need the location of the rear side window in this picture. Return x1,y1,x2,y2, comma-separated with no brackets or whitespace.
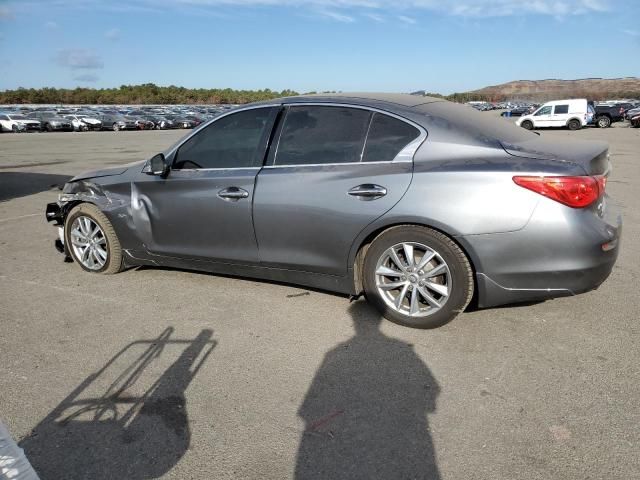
362,113,420,163
275,106,371,166
174,107,274,169
554,105,569,114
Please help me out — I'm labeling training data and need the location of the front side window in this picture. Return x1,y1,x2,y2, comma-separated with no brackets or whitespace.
554,105,569,114
174,107,274,170
362,113,420,163
535,106,552,116
274,106,371,166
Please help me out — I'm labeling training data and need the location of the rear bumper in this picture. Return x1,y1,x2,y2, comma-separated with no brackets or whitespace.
464,196,622,308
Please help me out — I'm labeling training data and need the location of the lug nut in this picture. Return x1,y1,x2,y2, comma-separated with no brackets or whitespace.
418,270,424,276
408,285,413,291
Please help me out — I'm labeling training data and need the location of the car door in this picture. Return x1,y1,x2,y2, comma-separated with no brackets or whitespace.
131,106,278,263
532,105,553,127
253,105,422,276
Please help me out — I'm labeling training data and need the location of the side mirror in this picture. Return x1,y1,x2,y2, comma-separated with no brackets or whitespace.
148,153,170,178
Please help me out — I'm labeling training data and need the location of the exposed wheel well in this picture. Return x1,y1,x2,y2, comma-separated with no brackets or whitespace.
352,222,478,301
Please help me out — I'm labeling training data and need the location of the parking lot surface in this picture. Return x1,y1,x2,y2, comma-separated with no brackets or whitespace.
1,123,639,479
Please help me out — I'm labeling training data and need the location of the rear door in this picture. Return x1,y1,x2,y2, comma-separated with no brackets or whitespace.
253,105,422,276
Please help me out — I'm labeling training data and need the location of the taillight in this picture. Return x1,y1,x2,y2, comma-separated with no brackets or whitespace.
513,175,606,208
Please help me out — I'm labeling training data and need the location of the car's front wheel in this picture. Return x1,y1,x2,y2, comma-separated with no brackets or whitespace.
362,226,474,329
64,203,124,274
521,120,534,130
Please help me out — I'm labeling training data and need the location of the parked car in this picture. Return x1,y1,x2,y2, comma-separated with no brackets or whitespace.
45,94,621,329
629,111,640,128
500,106,529,117
26,111,73,132
517,99,591,131
164,115,198,129
98,114,137,131
64,114,103,131
593,103,631,128
0,113,41,132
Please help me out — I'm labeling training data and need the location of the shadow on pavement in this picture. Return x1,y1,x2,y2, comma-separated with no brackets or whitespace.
20,327,215,480
295,301,441,479
0,172,71,202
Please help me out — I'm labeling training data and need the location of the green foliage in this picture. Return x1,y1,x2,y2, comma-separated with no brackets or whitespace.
0,84,300,105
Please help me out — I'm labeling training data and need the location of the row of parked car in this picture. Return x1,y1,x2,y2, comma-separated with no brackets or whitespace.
494,98,640,131
0,105,238,133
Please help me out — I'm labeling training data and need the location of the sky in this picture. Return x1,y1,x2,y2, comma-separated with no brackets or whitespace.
0,0,638,94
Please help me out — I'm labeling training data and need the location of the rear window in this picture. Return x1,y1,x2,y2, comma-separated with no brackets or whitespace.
554,105,569,114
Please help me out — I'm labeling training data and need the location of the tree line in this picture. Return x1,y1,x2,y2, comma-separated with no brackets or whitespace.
1,83,637,105
0,84,300,105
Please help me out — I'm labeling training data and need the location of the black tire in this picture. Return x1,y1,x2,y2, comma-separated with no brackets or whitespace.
567,119,581,131
45,123,53,132
521,120,534,130
362,226,474,329
11,124,19,133
64,203,124,274
596,115,611,128
112,123,120,132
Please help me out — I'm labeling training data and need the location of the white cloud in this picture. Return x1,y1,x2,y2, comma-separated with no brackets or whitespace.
317,9,355,22
397,15,416,24
622,29,639,37
55,49,104,69
105,27,121,40
45,20,58,29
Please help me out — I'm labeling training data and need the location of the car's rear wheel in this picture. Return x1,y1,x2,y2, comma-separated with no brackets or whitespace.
45,123,52,132
112,123,120,131
567,119,582,131
64,203,124,274
11,124,19,133
596,116,611,128
362,226,473,329
521,120,534,130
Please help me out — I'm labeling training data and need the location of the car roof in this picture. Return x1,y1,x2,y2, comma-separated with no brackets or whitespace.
251,92,443,111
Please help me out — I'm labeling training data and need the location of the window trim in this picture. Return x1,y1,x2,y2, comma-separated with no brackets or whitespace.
265,103,426,169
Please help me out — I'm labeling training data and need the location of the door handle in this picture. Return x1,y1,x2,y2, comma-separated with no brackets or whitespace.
218,187,249,201
348,184,387,200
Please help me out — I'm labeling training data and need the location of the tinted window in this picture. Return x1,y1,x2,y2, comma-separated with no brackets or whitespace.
0,115,8,120
363,113,420,163
554,105,569,114
174,107,274,170
275,106,371,166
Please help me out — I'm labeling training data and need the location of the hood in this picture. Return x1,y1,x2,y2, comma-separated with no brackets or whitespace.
70,160,146,182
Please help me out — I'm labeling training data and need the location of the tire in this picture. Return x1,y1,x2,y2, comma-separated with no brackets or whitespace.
596,116,611,128
64,203,124,274
521,120,534,130
11,124,19,133
567,119,581,131
362,226,474,329
112,123,120,132
45,123,53,132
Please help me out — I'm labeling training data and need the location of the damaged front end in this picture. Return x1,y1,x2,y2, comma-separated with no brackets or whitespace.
45,180,110,261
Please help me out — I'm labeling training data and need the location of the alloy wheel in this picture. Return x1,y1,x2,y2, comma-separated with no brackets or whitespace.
375,242,451,317
69,216,108,270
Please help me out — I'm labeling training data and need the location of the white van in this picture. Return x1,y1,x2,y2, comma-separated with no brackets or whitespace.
516,99,591,131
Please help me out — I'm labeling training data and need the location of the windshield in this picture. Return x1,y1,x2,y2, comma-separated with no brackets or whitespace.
10,114,28,120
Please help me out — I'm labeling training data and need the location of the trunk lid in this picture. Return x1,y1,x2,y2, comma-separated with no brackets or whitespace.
501,137,610,175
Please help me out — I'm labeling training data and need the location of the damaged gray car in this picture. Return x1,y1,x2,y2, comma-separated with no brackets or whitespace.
45,93,621,328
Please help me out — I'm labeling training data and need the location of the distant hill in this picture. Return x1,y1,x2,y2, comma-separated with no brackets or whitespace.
466,78,640,101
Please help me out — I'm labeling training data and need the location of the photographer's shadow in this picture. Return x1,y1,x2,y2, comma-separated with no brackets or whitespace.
296,302,441,480
20,327,215,480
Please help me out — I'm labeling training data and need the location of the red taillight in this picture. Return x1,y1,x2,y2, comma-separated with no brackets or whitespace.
513,175,606,208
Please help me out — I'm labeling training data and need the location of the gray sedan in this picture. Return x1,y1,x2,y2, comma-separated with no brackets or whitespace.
45,93,621,328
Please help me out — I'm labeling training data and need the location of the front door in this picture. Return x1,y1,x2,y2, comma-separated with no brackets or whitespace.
132,106,278,263
533,105,553,127
253,105,421,276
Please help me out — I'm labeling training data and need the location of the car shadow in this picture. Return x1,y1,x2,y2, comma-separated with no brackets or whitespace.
295,301,441,479
19,327,216,480
0,172,71,202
